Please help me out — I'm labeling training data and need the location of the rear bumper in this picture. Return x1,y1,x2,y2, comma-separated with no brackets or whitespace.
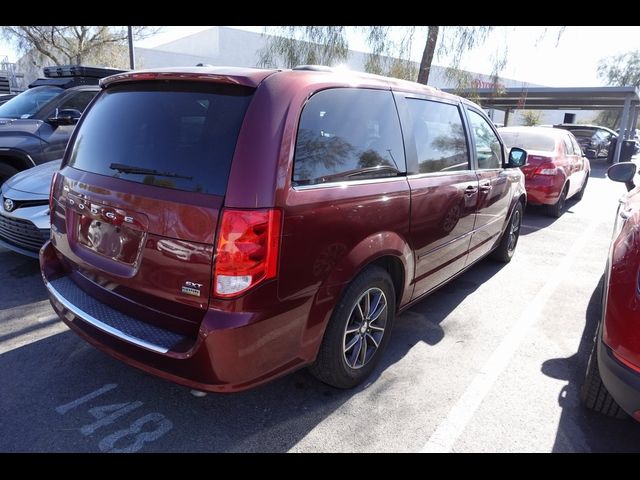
598,330,640,420
40,241,314,393
524,175,564,205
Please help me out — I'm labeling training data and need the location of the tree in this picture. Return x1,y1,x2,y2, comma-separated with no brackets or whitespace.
1,26,159,67
257,26,349,71
595,50,640,129
521,110,542,126
259,26,563,88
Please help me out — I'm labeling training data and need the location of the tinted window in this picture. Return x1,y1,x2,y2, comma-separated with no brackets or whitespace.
58,91,97,113
0,86,62,119
67,82,253,195
468,110,502,169
562,136,574,155
566,129,596,140
570,135,583,156
406,98,469,173
499,130,556,152
293,88,405,186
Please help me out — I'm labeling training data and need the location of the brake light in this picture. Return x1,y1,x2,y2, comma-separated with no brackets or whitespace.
213,208,281,298
533,162,557,176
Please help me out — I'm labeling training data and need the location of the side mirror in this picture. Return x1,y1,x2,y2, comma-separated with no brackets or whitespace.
507,147,527,168
608,162,637,191
47,108,82,126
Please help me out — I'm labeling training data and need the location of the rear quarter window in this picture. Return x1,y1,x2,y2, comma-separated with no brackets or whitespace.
293,88,406,186
67,82,254,195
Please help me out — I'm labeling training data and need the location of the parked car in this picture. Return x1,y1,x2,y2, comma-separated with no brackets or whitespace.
0,65,124,183
581,162,640,422
499,126,590,217
41,66,527,393
615,128,640,156
0,159,59,257
553,124,616,160
0,93,17,106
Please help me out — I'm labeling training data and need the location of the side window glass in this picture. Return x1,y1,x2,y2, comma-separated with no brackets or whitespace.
406,98,469,173
570,135,582,156
58,91,97,113
467,110,502,169
293,88,406,186
563,136,574,155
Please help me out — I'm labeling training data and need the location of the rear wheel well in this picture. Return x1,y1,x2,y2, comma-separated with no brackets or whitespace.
518,194,526,211
0,154,30,172
371,256,404,310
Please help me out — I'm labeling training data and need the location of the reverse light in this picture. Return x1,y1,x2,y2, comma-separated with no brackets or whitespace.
213,208,281,298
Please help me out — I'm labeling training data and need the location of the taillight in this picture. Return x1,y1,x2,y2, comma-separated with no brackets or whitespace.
533,162,557,176
213,208,282,298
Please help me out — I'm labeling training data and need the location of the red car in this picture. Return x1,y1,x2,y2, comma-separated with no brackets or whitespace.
582,162,640,421
499,126,590,217
40,66,527,393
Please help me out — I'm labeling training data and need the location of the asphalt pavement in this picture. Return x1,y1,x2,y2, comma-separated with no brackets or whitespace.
1,159,640,452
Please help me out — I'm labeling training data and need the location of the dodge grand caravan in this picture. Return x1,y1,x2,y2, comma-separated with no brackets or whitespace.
40,66,527,392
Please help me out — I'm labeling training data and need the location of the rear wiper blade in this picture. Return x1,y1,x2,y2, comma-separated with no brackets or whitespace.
109,163,193,180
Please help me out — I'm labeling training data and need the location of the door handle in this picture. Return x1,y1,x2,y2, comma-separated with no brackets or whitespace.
464,185,478,196
479,181,492,192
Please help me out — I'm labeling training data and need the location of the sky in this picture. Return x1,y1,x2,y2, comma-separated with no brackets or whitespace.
2,26,639,88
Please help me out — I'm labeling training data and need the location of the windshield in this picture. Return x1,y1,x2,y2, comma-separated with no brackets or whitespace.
0,86,63,119
499,130,556,152
67,81,254,195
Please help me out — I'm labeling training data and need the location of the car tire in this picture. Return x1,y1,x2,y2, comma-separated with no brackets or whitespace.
490,201,523,263
574,174,589,201
547,184,568,218
580,335,627,419
0,163,19,184
309,265,396,389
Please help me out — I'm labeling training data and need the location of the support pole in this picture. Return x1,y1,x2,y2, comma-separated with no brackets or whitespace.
613,97,631,164
127,26,135,70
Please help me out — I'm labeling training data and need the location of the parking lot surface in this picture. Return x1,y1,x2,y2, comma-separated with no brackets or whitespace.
2,160,640,452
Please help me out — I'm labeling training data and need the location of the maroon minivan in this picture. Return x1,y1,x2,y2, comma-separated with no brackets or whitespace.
40,66,527,392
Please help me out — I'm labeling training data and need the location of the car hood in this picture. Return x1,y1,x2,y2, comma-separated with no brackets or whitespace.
2,160,61,195
0,118,42,136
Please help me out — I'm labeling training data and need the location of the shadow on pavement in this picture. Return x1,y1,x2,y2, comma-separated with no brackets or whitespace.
0,250,47,310
588,159,610,179
541,276,640,452
0,256,506,452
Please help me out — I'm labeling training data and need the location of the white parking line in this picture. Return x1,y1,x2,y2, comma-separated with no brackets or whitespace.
419,218,600,453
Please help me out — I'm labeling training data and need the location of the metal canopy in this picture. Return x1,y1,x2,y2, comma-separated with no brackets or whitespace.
443,86,640,163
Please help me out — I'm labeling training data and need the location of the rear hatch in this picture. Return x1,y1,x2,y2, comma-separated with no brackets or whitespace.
50,79,255,338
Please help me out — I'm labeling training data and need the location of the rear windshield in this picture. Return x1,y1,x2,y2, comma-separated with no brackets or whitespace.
67,82,254,195
499,130,556,152
563,129,595,139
